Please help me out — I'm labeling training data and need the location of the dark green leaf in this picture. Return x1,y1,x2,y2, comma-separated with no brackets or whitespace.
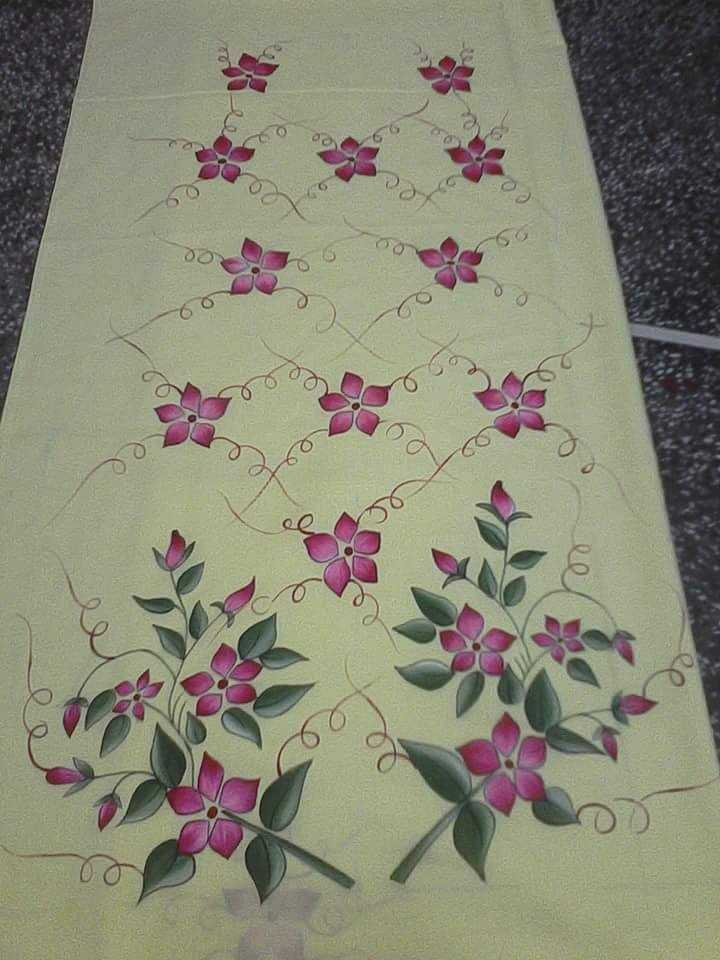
611,692,629,725
474,518,507,551
502,576,526,607
546,725,604,755
133,595,175,614
395,660,453,691
410,588,457,626
566,658,600,687
508,550,546,570
64,779,92,797
393,618,437,644
253,684,314,719
259,761,312,831
152,548,168,571
245,835,287,903
524,669,561,732
477,560,497,598
100,714,131,757
185,713,206,745
138,840,195,902
508,511,532,522
72,757,94,778
176,562,204,595
498,665,525,705
453,802,495,881
238,614,278,659
456,672,485,718
153,624,186,659
221,707,262,748
85,689,115,730
259,647,308,669
582,629,612,651
398,740,471,804
122,778,166,824
150,724,187,787
474,502,504,523
531,786,579,826
189,601,209,640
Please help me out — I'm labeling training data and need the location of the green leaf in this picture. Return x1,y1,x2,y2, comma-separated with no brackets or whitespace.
259,761,312,831
398,740,471,804
502,576,526,607
238,614,278,659
153,624,186,660
221,707,262,748
395,660,453,691
474,501,505,523
152,548,168,571
133,595,175,614
245,835,287,904
150,724,187,788
176,562,204,595
72,757,94,779
453,802,495,881
582,629,612,651
185,713,206,745
531,786,579,826
138,840,196,902
410,588,457,626
100,714,131,757
64,778,93,797
497,665,525,705
189,601,208,640
474,518,507,551
508,511,532,522
566,658,600,687
477,560,497,598
508,550,546,570
546,725,604,755
393,618,436,644
611,692,630,725
122,778,166,824
260,647,308,669
524,669,561,732
85,689,115,730
253,684,314,719
456,672,485,718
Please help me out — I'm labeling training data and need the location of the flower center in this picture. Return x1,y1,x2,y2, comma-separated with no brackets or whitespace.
251,266,260,274
351,402,360,410
472,642,481,651
510,402,519,410
133,693,141,702
218,157,227,164
504,759,514,769
217,678,229,690
344,546,353,557
207,805,219,819
187,414,197,422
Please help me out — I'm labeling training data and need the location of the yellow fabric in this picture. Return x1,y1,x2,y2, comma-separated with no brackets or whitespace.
1,1,719,957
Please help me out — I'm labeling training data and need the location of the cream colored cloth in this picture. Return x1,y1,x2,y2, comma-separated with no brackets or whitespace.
1,1,719,958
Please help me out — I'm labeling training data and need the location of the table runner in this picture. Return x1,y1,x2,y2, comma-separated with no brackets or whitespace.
1,1,718,956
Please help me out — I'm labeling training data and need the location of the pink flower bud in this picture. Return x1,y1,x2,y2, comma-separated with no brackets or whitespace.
46,767,86,785
620,694,656,715
97,795,120,831
490,481,515,521
431,549,459,576
600,728,618,761
613,632,634,665
62,702,83,738
224,578,256,614
164,529,186,570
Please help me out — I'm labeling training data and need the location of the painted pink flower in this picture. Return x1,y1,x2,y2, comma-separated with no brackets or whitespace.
447,135,505,181
45,766,88,786
181,643,261,717
490,481,514,521
318,137,378,181
167,752,260,859
417,237,483,290
458,712,546,816
222,238,288,295
440,604,515,675
162,529,186,571
195,136,254,183
62,699,85,738
418,56,474,95
619,694,656,716
531,617,583,664
223,579,256,615
97,794,120,831
155,382,231,449
613,631,635,665
474,372,546,438
432,549,459,576
600,727,618,761
304,513,381,597
113,670,163,721
222,54,279,93
318,372,389,437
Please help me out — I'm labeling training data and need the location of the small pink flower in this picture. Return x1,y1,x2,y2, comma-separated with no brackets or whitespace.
432,549,459,576
195,136,254,183
181,643,262,717
223,579,256,615
113,670,163,721
222,238,288,295
319,372,389,437
97,794,120,831
458,712,546,816
168,752,260,859
490,480,515,521
163,529,186,571
600,727,618,761
318,137,378,182
155,382,231,449
417,237,483,290
45,766,88,786
474,372,546,438
613,631,635,665
619,694,656,716
531,616,583,664
62,700,85,738
447,135,505,181
418,56,474,95
222,53,279,93
304,513,381,597
440,604,515,675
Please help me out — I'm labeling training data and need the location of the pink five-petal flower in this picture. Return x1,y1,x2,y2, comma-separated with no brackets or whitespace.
181,642,262,717
168,752,260,859
46,766,87,785
531,616,584,664
490,480,515,522
221,237,289,295
619,694,656,716
613,631,635,665
432,549,459,576
474,372,546,438
113,670,163,721
417,237,483,290
62,700,84,738
303,512,381,597
195,135,255,182
446,134,505,181
97,794,120,831
458,712,547,816
317,136,379,181
418,56,474,95
155,382,231,449
439,604,515,676
318,371,389,437
223,579,256,615
222,53,279,93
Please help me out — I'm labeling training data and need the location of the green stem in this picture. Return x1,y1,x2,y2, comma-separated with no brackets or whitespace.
92,769,152,784
77,648,175,697
390,804,460,884
559,708,613,725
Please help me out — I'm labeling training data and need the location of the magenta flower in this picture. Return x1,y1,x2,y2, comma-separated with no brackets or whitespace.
417,237,483,290
45,766,88,786
447,135,505,181
97,794,120,831
222,238,289,295
600,727,618,761
318,137,379,182
319,372,389,437
222,54,279,93
418,56,474,95
619,694,656,716
458,712,546,816
168,752,260,859
432,549,459,577
304,513,381,597
155,382,231,449
62,699,85,738
613,631,635,665
223,579,256,615
195,136,254,183
490,480,514,521
181,643,261,717
161,529,186,571
113,670,163,721
531,617,583,664
440,604,515,675
474,372,546,438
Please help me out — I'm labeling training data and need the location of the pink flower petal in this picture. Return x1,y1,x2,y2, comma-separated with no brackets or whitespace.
518,410,545,431
254,271,278,294
451,651,476,672
113,699,130,713
180,383,201,413
419,66,443,81
483,161,504,175
261,250,288,270
518,736,547,770
531,632,554,648
356,146,379,161
354,530,380,555
459,249,483,266
163,421,190,447
484,773,516,816
191,422,215,447
565,638,584,653
198,396,230,420
46,767,84,785
614,636,634,664
562,619,581,639
452,77,471,92
132,702,145,720
440,237,459,260
485,148,505,160
198,752,224,802
501,372,523,400
334,512,358,542
231,274,255,295
241,238,262,262
318,149,346,165
227,77,249,91
211,643,237,678
178,819,209,855
224,580,256,613
457,738,500,775
440,629,467,652
340,371,363,399
438,56,457,72
491,480,515,521
136,669,150,689
221,164,240,183
198,163,220,180
468,135,486,155
197,694,223,716
182,672,214,696
329,410,354,435
461,162,484,182
115,681,134,696
454,66,474,79
361,384,389,407
335,162,356,182
432,78,452,94
208,819,244,859
167,786,205,815
220,777,260,814
165,529,186,569
483,628,515,652
492,713,520,756
249,78,268,93
457,604,484,641
98,799,118,831
602,730,618,761
355,409,380,435
479,651,504,676
253,61,278,76
435,266,457,290
213,135,232,156
238,53,258,71
155,403,183,423
551,646,565,663
456,265,478,283
226,683,257,704
340,137,360,154
63,703,81,737
229,146,254,163
230,660,262,681
494,412,520,438
521,390,546,409
432,549,459,576
447,147,473,165
195,148,217,163
319,392,349,412
475,389,506,411
142,682,163,698
221,257,249,275
545,616,561,636
351,555,378,583
515,770,546,802
619,695,656,715
324,557,351,596
222,66,243,77
418,248,445,268
304,533,338,563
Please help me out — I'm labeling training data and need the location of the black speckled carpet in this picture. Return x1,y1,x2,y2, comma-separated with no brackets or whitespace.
1,0,718,742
